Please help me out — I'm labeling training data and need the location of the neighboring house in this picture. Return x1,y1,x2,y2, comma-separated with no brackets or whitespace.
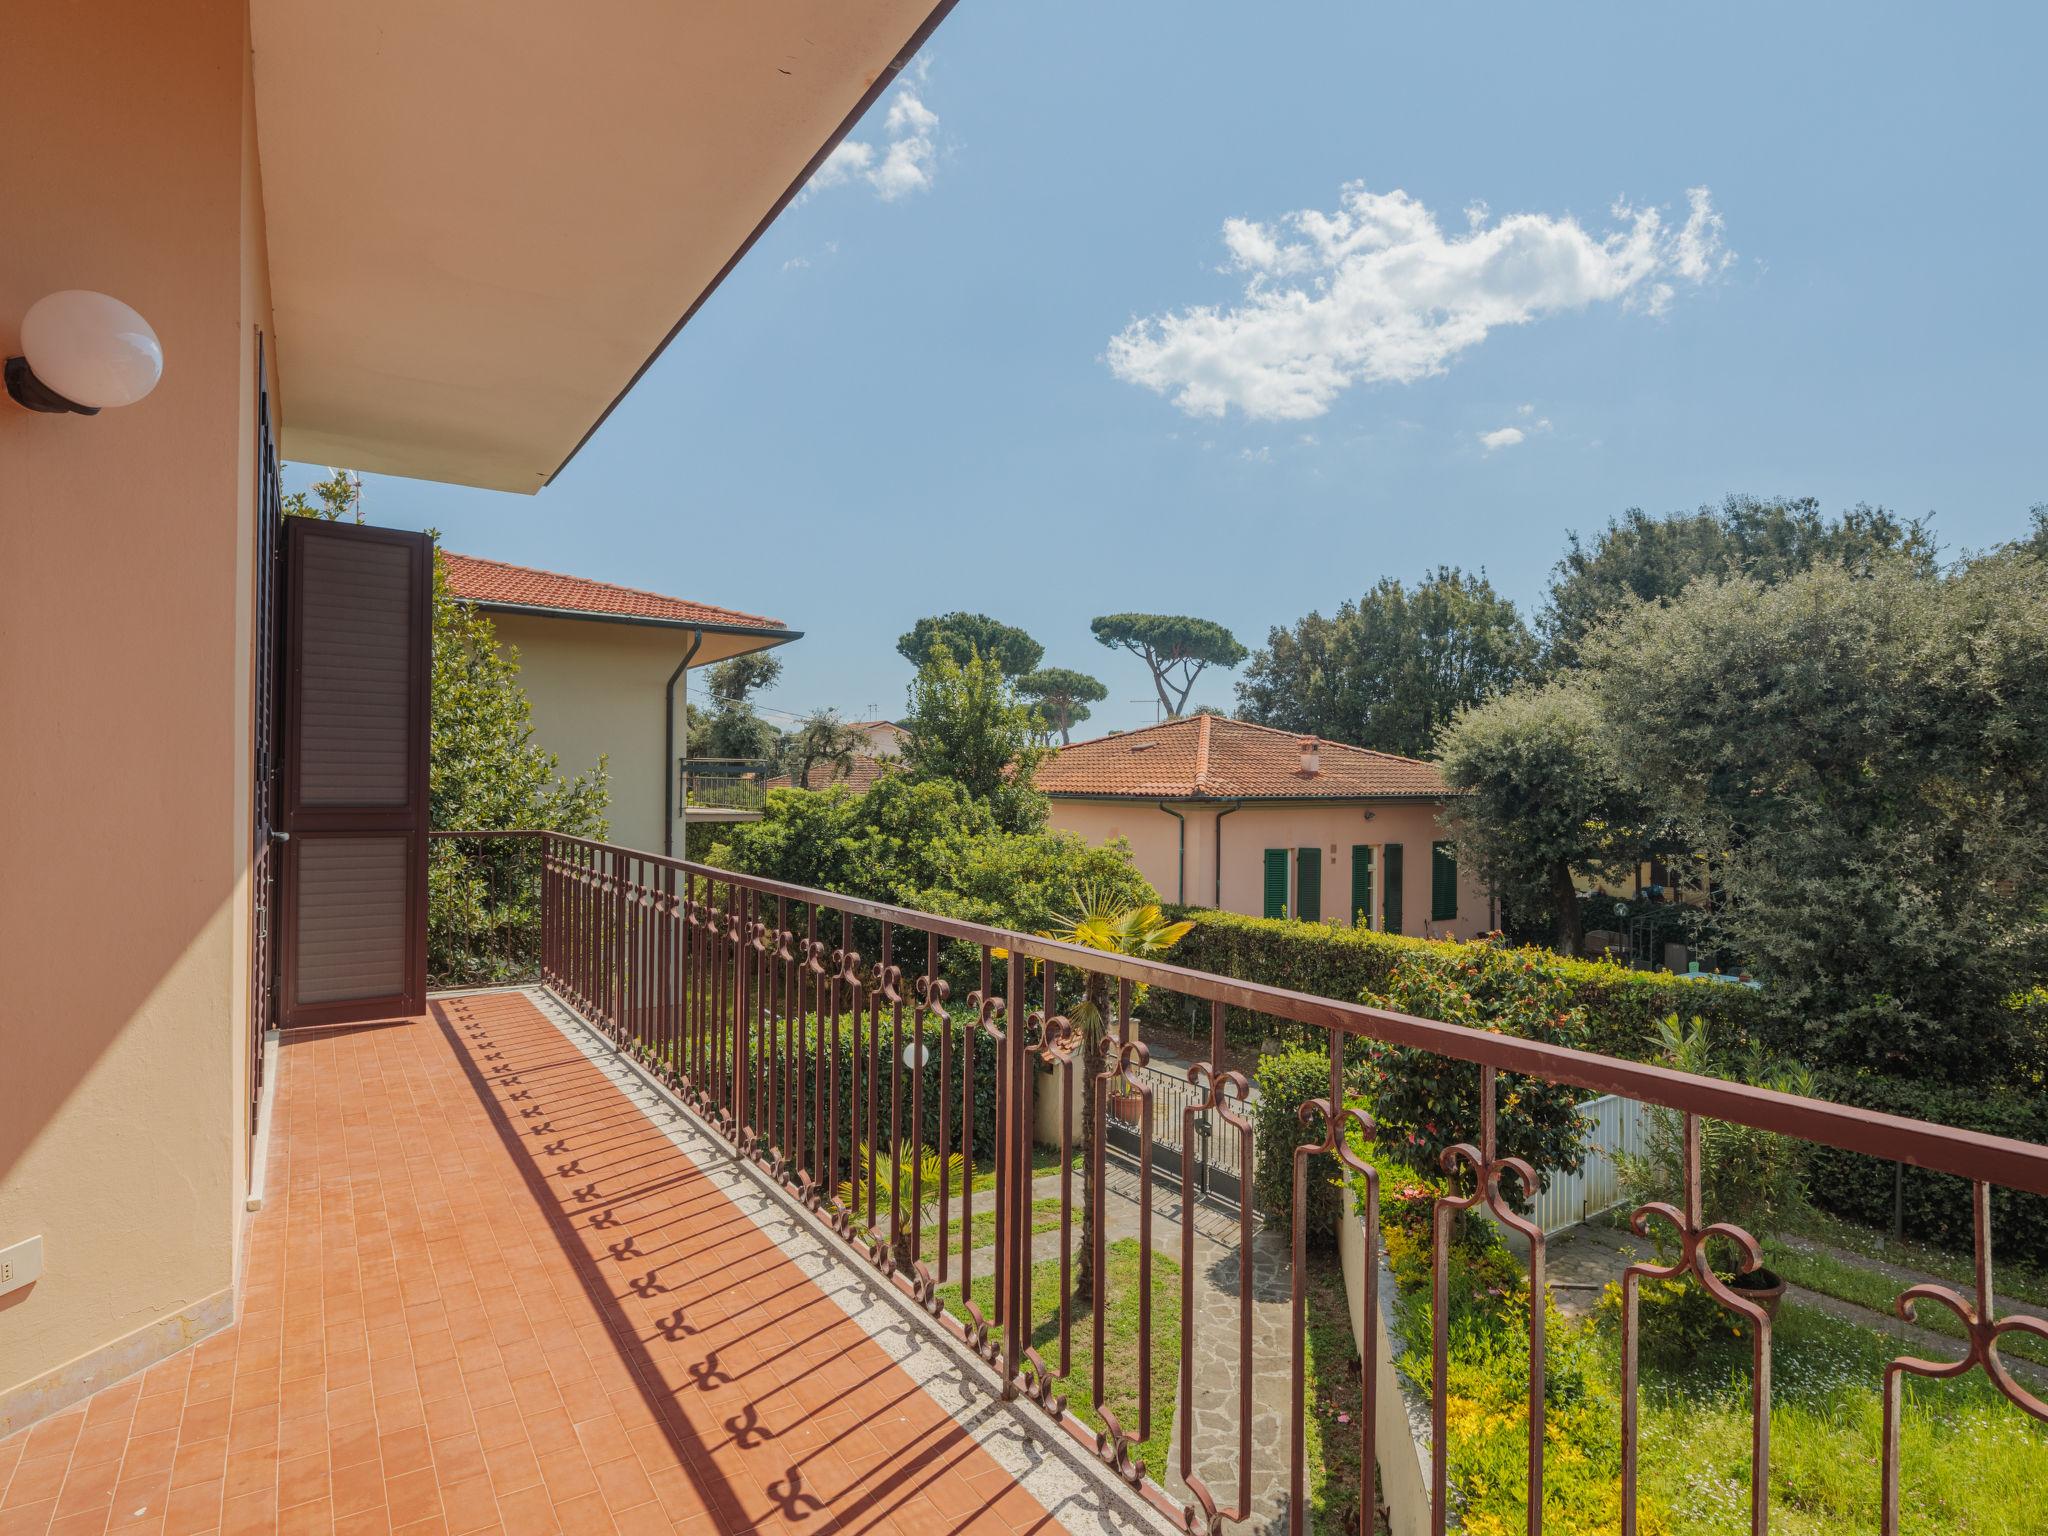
1037,715,1491,938
763,754,898,794
851,719,910,758
444,553,799,854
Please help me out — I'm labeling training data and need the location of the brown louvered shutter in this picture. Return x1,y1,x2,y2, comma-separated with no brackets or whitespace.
277,520,431,1025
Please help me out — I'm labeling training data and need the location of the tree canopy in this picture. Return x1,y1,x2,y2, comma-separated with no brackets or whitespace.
1584,555,2048,1083
1016,667,1108,745
1090,613,1247,718
426,548,609,983
895,612,1044,677
705,651,783,709
901,646,1049,832
1235,567,1534,758
1436,676,1647,955
1540,494,1937,668
780,708,868,789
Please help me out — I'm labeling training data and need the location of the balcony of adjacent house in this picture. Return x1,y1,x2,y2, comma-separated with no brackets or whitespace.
681,760,776,825
14,831,2041,1536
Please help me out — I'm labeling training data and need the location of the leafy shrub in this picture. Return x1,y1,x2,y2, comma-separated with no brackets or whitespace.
692,1010,1003,1167
1164,907,1777,1061
1618,1016,1814,1253
1251,1046,1349,1249
707,773,1156,1001
1357,941,1597,1202
1806,1070,2048,1268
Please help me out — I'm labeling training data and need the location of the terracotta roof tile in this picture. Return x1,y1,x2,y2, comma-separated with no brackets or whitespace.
763,755,897,794
443,552,787,630
1035,716,1450,800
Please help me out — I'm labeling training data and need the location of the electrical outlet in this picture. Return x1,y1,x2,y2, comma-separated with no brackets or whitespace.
0,1236,43,1297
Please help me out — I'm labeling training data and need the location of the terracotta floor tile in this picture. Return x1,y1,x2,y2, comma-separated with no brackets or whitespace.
433,1479,498,1536
0,994,1065,1536
5,1457,72,1510
159,1477,222,1536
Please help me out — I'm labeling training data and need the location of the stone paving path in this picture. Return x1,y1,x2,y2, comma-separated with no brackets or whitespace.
958,1160,1300,1533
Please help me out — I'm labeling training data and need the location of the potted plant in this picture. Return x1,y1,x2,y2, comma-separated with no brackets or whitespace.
1106,1074,1143,1124
1618,1016,1813,1319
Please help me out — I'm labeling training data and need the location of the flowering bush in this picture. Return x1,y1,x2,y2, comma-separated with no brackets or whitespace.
1357,939,1595,1207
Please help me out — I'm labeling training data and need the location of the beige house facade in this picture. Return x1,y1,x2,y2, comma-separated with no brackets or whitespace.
444,555,797,856
1040,717,1492,938
1,0,943,1435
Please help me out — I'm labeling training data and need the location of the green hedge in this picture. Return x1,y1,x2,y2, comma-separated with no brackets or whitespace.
1250,1047,1349,1250
656,1006,1003,1167
1163,907,1779,1060
1807,1071,2048,1269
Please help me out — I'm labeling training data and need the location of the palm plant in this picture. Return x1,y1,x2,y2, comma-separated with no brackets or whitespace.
1036,883,1191,1300
835,1139,967,1264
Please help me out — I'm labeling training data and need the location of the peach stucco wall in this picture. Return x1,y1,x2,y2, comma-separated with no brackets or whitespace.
1047,798,1492,940
0,0,270,1416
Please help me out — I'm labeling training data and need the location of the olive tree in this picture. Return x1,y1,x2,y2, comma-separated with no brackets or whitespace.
1585,556,2048,1083
1435,676,1646,955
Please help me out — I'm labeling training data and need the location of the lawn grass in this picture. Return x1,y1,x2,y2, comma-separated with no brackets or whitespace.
1781,1206,2048,1310
1634,1301,2048,1536
1301,1255,1381,1535
1761,1237,2048,1369
968,1144,1085,1193
1388,1248,2048,1535
918,1196,1064,1263
937,1237,1182,1481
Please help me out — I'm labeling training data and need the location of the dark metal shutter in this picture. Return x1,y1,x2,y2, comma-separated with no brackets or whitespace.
1295,847,1321,923
1432,840,1459,922
1350,845,1375,929
277,520,432,1025
1263,849,1288,919
1382,843,1405,934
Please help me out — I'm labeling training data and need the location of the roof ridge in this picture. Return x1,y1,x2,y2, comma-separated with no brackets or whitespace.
442,550,785,630
1210,714,1436,768
1192,711,1212,794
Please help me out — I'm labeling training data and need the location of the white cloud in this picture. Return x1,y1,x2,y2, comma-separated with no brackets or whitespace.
782,255,810,271
1516,402,1535,416
1480,426,1526,451
1238,445,1272,463
805,80,941,203
1107,182,1733,421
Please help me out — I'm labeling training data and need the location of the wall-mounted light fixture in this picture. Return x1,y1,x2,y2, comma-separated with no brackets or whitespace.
6,290,162,415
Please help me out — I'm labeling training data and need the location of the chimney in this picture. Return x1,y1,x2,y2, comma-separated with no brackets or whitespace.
1299,736,1321,776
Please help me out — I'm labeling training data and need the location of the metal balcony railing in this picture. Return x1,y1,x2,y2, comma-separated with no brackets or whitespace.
681,758,775,812
427,830,2048,1536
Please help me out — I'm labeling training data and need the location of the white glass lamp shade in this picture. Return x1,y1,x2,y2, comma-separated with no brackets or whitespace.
19,290,163,409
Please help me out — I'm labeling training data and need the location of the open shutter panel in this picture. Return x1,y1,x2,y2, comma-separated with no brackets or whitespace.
1350,845,1375,929
278,519,432,1026
1296,847,1321,923
1263,849,1289,919
1432,840,1460,921
1382,843,1404,934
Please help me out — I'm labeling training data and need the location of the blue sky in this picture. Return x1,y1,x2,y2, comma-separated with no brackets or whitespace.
286,1,2045,736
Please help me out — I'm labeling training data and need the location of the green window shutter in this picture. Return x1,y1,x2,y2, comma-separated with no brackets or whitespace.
1432,840,1459,922
1263,849,1289,919
1382,843,1404,934
1350,845,1375,928
1296,848,1322,924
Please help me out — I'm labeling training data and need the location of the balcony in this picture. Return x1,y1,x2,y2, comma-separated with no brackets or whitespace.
681,763,776,825
10,832,2046,1536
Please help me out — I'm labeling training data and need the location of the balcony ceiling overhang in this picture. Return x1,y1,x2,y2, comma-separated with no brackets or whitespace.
251,0,952,494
